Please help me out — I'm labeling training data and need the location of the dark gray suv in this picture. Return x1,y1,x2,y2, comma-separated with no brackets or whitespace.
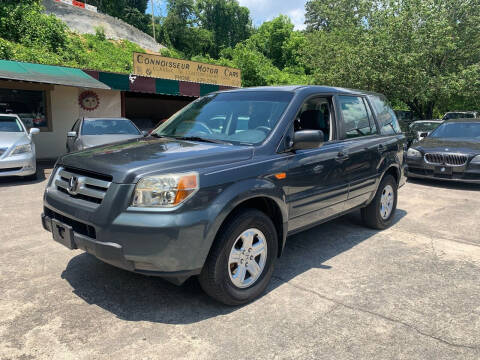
42,86,406,305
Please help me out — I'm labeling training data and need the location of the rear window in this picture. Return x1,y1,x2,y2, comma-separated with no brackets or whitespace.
82,119,141,136
369,95,401,135
443,112,475,120
0,116,23,132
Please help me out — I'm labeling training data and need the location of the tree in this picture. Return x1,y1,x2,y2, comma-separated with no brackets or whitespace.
302,0,480,119
246,15,306,71
196,0,252,57
85,0,150,34
158,0,213,57
305,0,371,32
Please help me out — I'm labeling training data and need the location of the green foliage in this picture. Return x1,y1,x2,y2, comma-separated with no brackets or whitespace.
1,0,478,119
0,2,145,73
0,3,69,52
303,0,480,118
196,0,252,57
94,26,106,41
84,0,151,34
156,0,212,58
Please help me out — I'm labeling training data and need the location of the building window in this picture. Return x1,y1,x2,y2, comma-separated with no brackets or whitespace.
0,88,50,130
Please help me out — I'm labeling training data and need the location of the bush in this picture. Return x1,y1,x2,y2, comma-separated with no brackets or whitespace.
0,1,146,73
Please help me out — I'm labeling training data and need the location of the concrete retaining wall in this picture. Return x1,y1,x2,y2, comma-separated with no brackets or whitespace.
43,0,165,53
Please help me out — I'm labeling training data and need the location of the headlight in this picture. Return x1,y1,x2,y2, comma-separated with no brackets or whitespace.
131,172,199,208
471,155,480,164
407,148,422,158
10,144,32,156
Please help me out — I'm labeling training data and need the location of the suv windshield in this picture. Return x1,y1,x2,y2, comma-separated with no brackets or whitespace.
82,119,141,136
0,116,23,133
153,91,294,145
430,122,480,139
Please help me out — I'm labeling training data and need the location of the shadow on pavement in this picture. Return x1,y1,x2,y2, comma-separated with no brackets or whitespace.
407,177,480,191
61,208,407,324
0,167,47,186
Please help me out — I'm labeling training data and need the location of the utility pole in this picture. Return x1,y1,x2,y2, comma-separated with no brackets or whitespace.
151,0,156,41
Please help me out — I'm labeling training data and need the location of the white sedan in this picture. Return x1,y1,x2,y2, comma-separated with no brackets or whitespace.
0,114,40,179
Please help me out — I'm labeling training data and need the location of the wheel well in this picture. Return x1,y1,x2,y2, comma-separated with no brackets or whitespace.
219,197,284,257
384,166,399,186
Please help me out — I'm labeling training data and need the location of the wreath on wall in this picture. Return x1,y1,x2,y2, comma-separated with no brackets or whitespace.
78,90,100,111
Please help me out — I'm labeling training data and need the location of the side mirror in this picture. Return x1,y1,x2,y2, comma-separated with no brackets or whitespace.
29,128,40,135
293,130,324,151
67,131,77,138
142,130,149,137
419,131,429,138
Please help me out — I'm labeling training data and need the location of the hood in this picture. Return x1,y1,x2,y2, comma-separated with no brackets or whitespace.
416,137,480,155
60,137,254,183
0,132,29,155
81,134,142,149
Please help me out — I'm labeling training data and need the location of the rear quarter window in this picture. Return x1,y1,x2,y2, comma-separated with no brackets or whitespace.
369,95,401,135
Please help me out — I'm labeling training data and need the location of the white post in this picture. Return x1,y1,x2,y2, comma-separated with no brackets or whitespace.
151,0,156,41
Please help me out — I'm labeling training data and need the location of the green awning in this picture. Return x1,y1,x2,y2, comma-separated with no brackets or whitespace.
0,60,110,90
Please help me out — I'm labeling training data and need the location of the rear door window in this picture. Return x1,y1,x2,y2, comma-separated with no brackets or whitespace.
338,96,376,138
369,95,401,135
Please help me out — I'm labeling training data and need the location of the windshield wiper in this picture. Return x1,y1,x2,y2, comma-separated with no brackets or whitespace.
150,133,168,138
172,136,231,145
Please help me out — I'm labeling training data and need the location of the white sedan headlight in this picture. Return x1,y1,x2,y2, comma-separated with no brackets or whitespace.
471,155,480,164
131,172,199,208
10,144,32,156
407,148,422,158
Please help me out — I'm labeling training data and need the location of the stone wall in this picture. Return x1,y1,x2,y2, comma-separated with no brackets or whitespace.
43,0,165,53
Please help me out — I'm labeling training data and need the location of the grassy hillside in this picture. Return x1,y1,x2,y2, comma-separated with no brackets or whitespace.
0,1,146,73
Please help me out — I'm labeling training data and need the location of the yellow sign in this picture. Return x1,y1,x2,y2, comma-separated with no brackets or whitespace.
133,53,241,87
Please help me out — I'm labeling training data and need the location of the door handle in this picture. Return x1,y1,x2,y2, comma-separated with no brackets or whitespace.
335,151,349,162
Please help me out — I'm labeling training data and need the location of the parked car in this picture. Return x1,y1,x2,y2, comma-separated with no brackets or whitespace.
406,118,480,183
0,114,39,179
406,120,443,147
66,117,145,152
441,111,478,121
42,86,406,305
394,109,417,131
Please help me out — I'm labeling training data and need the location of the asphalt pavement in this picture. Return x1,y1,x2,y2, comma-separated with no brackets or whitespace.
0,170,479,359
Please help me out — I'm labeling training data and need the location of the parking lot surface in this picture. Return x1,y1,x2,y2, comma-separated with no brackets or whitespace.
1,171,479,360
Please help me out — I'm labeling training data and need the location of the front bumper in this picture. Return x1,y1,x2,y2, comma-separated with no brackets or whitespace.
406,157,480,184
42,182,210,283
0,153,36,177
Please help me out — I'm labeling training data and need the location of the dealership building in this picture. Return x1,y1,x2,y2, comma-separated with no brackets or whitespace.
0,56,239,159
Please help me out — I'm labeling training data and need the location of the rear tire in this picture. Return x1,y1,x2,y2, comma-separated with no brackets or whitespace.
362,175,397,230
199,209,278,306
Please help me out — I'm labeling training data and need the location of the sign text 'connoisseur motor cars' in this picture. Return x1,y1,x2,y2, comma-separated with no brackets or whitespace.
133,52,242,87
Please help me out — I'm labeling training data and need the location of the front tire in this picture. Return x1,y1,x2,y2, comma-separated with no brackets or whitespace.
199,209,278,305
362,175,398,230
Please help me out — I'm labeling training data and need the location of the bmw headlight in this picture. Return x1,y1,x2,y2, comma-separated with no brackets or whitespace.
407,148,422,158
10,144,32,156
471,155,480,164
131,172,199,208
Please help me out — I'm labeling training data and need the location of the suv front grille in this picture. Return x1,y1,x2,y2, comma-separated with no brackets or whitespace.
425,153,468,166
54,167,112,204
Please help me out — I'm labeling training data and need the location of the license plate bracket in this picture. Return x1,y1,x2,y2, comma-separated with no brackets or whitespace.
434,166,452,176
52,219,76,250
